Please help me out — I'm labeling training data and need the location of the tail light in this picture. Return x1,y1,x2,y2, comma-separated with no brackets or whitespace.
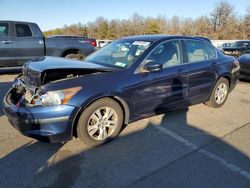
79,39,97,47
85,39,97,47
90,40,97,47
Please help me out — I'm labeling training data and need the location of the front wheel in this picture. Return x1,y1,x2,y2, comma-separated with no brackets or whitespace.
77,98,124,146
206,78,229,108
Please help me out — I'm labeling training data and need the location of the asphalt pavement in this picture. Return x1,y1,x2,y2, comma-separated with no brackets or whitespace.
0,74,249,188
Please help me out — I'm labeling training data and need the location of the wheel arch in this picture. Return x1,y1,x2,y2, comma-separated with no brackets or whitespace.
61,48,81,57
219,73,232,89
71,95,130,138
206,73,232,104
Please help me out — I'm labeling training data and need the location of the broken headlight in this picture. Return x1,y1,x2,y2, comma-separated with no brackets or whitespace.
35,87,81,106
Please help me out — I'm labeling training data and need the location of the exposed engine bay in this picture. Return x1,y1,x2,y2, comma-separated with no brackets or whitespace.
7,56,117,107
9,77,43,107
40,69,106,85
10,68,110,107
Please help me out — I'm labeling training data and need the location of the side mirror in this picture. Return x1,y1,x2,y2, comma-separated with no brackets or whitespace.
143,61,163,72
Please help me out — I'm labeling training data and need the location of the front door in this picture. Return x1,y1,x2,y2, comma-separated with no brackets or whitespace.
128,40,188,117
0,22,16,67
13,23,44,66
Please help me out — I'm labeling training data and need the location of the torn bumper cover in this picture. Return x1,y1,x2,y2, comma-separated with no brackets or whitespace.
3,87,80,143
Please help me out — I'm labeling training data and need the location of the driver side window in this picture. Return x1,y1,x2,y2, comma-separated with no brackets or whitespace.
145,40,181,69
0,23,9,38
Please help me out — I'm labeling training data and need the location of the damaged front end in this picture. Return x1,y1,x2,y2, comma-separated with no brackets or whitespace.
3,56,117,142
9,76,81,108
21,56,116,88
3,75,81,142
8,75,37,107
3,74,82,143
11,57,114,107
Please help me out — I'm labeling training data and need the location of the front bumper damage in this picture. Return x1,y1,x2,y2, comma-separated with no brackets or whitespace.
3,77,80,143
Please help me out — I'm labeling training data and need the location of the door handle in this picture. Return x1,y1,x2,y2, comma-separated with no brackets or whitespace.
1,40,13,44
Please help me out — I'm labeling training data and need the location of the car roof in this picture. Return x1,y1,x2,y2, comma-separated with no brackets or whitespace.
121,34,211,43
235,40,250,43
195,36,212,43
0,20,36,25
47,35,87,38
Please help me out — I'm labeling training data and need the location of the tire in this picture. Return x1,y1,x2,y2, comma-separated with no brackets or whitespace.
77,98,124,146
65,53,85,60
205,77,229,108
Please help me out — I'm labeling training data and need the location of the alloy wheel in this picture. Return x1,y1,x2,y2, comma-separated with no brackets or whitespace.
215,83,228,104
87,107,118,140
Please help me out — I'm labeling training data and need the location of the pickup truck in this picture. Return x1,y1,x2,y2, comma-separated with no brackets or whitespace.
0,21,96,67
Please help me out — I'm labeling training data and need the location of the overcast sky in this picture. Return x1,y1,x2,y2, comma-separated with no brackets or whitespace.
1,0,249,31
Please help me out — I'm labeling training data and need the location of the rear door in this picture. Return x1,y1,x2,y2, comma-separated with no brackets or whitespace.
0,22,16,67
182,39,218,104
13,23,44,66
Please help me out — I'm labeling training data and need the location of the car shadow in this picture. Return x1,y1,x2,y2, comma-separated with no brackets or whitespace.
0,111,250,187
239,79,250,83
0,67,22,75
0,78,249,187
0,82,12,116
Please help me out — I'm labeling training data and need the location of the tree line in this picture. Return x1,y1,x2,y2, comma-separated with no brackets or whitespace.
43,1,250,40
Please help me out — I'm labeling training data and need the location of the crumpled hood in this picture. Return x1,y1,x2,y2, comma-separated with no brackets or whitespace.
21,56,116,88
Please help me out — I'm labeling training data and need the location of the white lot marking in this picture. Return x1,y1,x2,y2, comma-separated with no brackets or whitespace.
156,125,250,181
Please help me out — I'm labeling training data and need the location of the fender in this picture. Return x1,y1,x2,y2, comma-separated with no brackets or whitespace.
206,73,232,103
70,94,130,138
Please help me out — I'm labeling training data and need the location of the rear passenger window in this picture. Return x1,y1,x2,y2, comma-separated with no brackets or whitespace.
185,40,217,62
0,23,9,37
16,24,32,37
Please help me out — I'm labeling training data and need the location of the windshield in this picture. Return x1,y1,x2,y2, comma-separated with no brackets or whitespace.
86,39,152,69
230,42,242,48
230,42,249,48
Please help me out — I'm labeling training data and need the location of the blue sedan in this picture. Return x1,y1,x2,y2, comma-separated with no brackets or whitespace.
238,54,250,80
3,35,240,146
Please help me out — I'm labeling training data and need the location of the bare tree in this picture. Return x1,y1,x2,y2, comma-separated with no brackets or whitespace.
155,15,168,34
145,18,160,34
130,13,145,35
242,7,250,39
210,0,236,39
86,21,98,38
181,18,194,36
95,17,110,39
44,2,249,40
168,16,181,34
193,16,211,37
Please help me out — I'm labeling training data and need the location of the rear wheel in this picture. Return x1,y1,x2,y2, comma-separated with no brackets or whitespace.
65,53,85,60
206,78,229,108
77,98,124,146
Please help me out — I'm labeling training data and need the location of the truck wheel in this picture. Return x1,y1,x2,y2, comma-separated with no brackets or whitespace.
77,98,124,146
205,78,229,108
65,53,85,60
